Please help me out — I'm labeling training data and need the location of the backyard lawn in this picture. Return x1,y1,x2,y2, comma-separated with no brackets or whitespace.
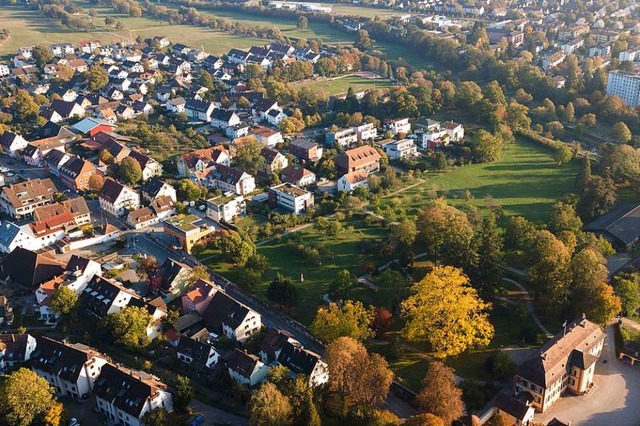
383,137,581,223
292,75,396,96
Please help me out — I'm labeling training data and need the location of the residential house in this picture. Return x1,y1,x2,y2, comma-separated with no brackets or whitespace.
71,117,116,138
380,139,418,160
335,146,381,175
0,334,37,371
185,99,215,122
289,139,323,162
150,258,193,302
211,110,241,129
58,156,100,191
492,393,536,426
337,170,369,192
99,178,140,217
35,255,100,321
0,132,29,157
166,97,186,114
260,147,289,174
43,100,85,123
177,146,231,177
353,122,378,141
259,328,328,387
23,137,66,166
176,335,220,370
162,215,214,254
0,178,58,219
227,349,269,386
31,337,109,399
265,109,287,127
141,179,177,203
181,279,218,315
250,125,283,147
225,123,251,140
514,316,605,413
128,150,163,182
80,275,136,318
127,196,176,229
542,51,566,70
280,165,316,187
326,128,358,148
93,364,173,426
268,183,314,215
44,150,72,176
0,247,65,289
385,117,411,136
206,194,246,223
196,164,256,195
202,291,261,342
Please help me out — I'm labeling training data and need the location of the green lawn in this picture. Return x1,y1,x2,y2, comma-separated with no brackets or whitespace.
293,75,396,96
0,5,266,56
209,216,387,325
383,137,580,223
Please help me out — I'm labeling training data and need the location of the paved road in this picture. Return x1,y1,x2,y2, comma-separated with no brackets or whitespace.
190,399,249,426
534,323,640,425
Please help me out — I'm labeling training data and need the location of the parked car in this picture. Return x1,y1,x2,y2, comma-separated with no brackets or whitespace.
190,415,204,426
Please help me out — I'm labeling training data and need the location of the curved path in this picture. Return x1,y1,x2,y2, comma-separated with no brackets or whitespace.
501,277,552,337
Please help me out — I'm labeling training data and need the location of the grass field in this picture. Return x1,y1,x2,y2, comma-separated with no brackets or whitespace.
292,74,396,95
0,6,264,56
329,4,398,19
208,216,388,325
383,137,580,223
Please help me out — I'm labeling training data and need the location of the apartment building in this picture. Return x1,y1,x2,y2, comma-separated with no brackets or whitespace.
606,70,640,107
268,183,314,215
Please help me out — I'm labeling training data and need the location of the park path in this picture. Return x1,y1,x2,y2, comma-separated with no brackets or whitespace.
502,277,553,337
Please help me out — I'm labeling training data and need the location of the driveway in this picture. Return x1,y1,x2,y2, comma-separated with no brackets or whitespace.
189,399,248,426
534,324,640,426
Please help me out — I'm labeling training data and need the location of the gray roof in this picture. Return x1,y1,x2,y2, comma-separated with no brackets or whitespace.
584,203,640,247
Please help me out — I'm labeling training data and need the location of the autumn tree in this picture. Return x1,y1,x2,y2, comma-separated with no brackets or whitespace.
405,413,446,426
527,230,571,305
32,45,53,68
379,268,411,308
88,173,105,192
388,219,417,253
355,29,373,50
234,137,264,175
610,121,632,144
249,383,292,426
188,264,210,285
13,90,39,122
311,300,374,343
416,200,475,267
326,337,393,409
50,286,78,315
372,306,393,336
142,408,170,426
104,306,151,351
614,273,640,316
0,368,57,426
547,201,583,235
578,175,617,220
471,129,504,163
136,256,158,283
178,179,205,202
416,361,464,424
402,266,494,358
118,157,142,185
554,146,573,165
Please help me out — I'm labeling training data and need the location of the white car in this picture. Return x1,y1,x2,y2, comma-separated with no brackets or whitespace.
0,167,10,173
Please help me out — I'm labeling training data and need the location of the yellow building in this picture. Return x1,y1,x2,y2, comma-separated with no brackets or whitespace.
162,214,214,254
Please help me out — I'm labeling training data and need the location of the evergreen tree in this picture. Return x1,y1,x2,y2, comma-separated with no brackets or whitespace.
576,154,592,193
473,213,505,295
298,391,321,426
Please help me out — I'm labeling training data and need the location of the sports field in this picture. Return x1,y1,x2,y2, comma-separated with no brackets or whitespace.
292,74,396,95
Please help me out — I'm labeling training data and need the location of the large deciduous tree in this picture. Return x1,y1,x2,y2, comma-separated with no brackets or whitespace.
311,300,374,343
234,136,264,175
326,337,393,409
249,383,292,426
104,306,151,351
401,266,494,358
527,230,571,306
85,64,109,91
173,375,194,413
0,368,58,426
416,200,475,267
267,273,299,311
416,361,464,425
118,157,142,185
50,286,78,315
214,230,256,265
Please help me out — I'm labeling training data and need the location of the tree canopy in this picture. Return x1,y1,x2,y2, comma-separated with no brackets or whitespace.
311,300,374,343
0,368,57,426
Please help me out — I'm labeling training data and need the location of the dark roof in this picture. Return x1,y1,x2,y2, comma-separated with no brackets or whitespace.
253,98,277,113
50,99,81,117
0,132,22,148
277,339,322,377
30,337,97,385
80,275,128,318
172,312,206,335
494,392,532,421
142,179,168,198
260,328,294,362
93,364,162,418
568,348,598,369
0,248,65,288
547,418,571,426
202,292,251,332
185,99,213,113
0,334,31,363
584,203,640,247
209,164,247,185
211,109,236,122
227,348,259,379
260,147,282,164
66,255,93,274
153,258,189,292
177,336,217,370
99,178,127,203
